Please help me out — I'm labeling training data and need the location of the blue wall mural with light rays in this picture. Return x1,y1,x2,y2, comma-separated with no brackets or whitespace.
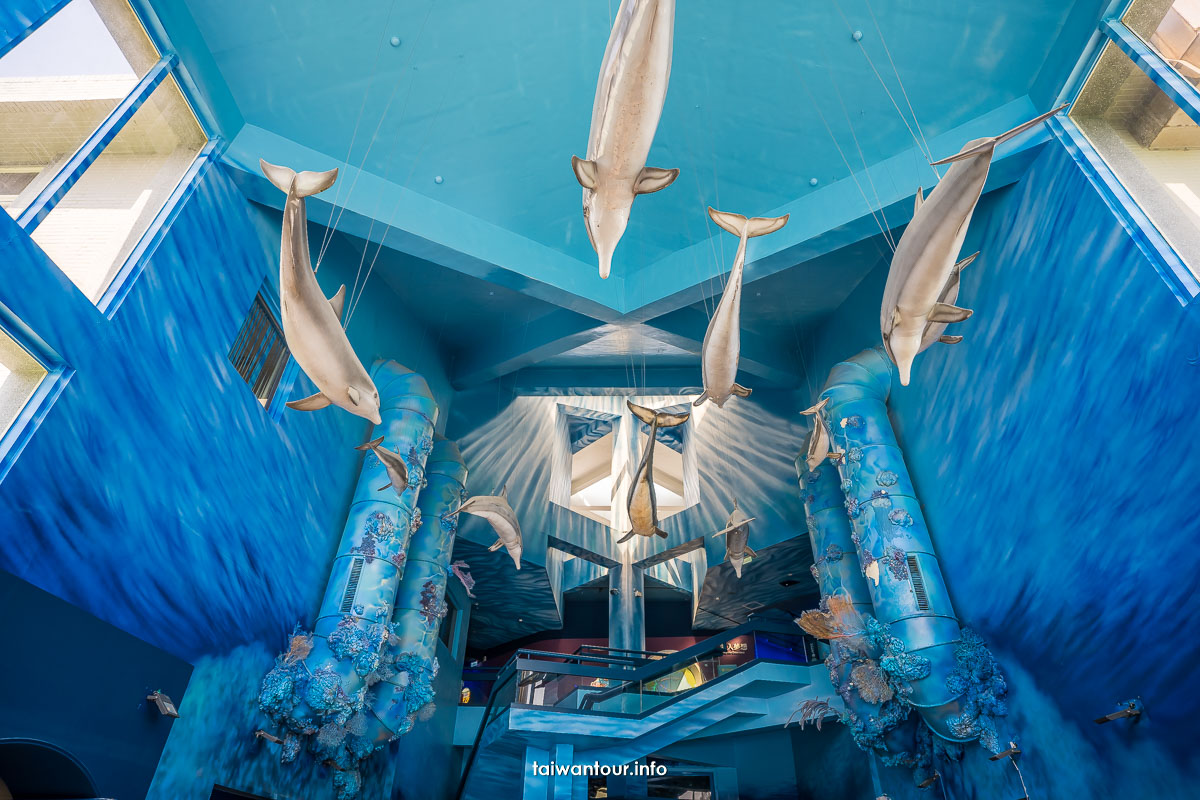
799,139,1200,800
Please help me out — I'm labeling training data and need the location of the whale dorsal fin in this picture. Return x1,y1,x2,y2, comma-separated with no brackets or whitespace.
329,284,346,321
572,156,598,190
914,186,924,214
954,252,980,272
286,391,332,411
635,166,679,195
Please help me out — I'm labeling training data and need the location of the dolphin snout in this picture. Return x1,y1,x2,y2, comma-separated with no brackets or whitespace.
369,411,382,426
598,248,613,280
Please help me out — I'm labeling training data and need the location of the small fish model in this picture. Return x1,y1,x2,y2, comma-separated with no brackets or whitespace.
355,436,408,495
572,0,679,279
694,208,790,408
260,160,381,424
711,500,758,578
880,106,1064,385
801,397,831,472
449,487,523,570
619,401,690,543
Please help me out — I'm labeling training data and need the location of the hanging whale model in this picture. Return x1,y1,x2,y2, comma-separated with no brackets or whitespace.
260,160,382,425
712,501,757,578
619,401,690,543
694,208,790,408
355,436,409,496
572,0,679,279
801,397,832,472
880,105,1064,386
449,487,523,570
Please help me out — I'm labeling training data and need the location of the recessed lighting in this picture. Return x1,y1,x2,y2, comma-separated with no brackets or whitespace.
779,579,800,587
390,36,402,47
434,175,444,184
851,30,863,42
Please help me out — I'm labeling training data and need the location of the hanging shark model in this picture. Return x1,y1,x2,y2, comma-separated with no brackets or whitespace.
260,160,382,425
355,436,409,496
572,0,679,279
880,106,1064,386
619,401,690,543
801,397,832,472
449,487,523,570
712,501,757,578
694,208,790,408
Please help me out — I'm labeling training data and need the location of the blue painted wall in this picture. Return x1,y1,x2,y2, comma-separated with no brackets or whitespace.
0,157,460,797
0,568,192,799
803,140,1200,799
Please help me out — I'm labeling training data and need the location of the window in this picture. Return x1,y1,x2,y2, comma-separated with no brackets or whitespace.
228,293,291,411
0,312,73,484
0,0,207,304
1065,0,1200,281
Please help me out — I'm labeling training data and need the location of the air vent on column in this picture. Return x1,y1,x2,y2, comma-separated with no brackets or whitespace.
340,557,365,613
907,554,930,612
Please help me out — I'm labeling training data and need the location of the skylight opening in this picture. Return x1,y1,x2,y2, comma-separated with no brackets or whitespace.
1070,40,1200,275
0,329,48,442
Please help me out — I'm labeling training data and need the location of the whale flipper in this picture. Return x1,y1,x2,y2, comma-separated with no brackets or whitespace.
939,335,964,344
488,539,504,552
732,383,751,398
929,303,973,323
287,391,333,411
329,285,346,321
744,546,758,559
635,166,679,195
654,527,669,539
616,530,637,544
572,156,598,190
692,393,708,408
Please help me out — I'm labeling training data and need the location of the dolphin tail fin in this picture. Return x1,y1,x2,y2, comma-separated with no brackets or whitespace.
260,159,339,196
931,105,1065,165
627,401,657,425
707,207,790,238
627,400,690,427
800,396,829,417
355,435,385,451
287,391,332,412
616,530,637,544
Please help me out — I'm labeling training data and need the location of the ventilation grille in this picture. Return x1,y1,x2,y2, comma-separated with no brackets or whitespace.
907,554,931,612
340,557,365,613
228,293,290,404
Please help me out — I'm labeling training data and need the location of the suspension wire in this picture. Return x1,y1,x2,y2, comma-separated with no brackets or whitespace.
314,0,400,270
322,0,440,285
344,2,448,327
828,70,896,251
789,57,895,253
831,0,941,181
862,0,937,167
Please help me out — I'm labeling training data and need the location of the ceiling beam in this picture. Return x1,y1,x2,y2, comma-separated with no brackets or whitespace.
502,366,703,394
223,124,623,321
450,309,612,389
620,95,1053,320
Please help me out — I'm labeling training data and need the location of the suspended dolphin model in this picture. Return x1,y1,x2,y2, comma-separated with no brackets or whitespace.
449,487,523,570
260,160,381,424
694,208,789,408
712,500,757,578
800,397,836,472
355,436,409,496
880,105,1064,385
919,251,977,353
619,401,689,543
572,0,679,279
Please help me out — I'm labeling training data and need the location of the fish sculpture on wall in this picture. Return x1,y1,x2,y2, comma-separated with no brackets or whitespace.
694,208,790,408
260,160,381,424
572,0,679,279
355,436,409,495
801,397,833,472
449,487,523,570
880,105,1064,385
619,401,689,543
712,500,758,578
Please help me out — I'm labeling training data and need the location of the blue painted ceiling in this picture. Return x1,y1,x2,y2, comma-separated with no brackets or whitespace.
168,0,1106,390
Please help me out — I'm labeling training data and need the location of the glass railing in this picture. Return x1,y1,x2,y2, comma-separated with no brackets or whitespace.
494,623,816,719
